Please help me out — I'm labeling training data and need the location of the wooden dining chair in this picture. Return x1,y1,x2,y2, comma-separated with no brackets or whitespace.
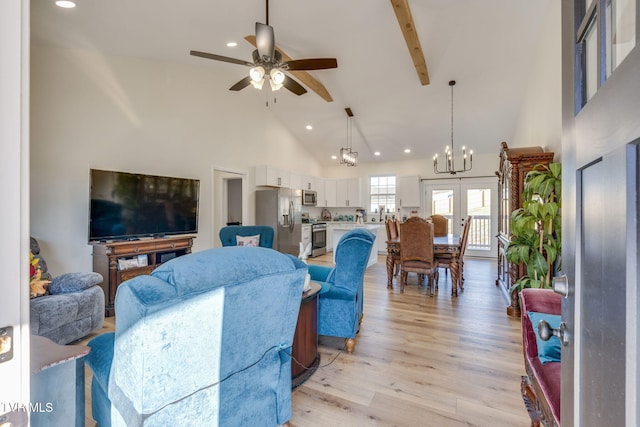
399,217,438,295
458,215,473,288
385,219,401,278
435,216,472,289
430,214,448,237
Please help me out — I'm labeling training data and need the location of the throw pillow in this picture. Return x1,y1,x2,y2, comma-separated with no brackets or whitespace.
29,251,50,299
528,311,562,364
236,234,260,247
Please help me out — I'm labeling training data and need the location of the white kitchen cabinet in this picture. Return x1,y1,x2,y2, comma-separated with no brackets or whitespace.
326,223,334,251
376,225,388,254
254,165,290,188
336,178,361,207
289,172,302,190
315,178,326,207
301,224,312,252
300,175,315,191
397,175,421,207
324,178,337,207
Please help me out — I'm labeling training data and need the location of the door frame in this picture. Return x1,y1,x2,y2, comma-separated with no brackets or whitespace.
423,177,498,258
211,167,248,248
1,0,31,414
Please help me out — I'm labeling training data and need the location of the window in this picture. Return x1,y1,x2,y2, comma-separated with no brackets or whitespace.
370,175,396,214
576,0,635,111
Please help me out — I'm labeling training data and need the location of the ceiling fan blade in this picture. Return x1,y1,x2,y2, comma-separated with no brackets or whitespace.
245,35,334,102
190,50,254,67
229,76,252,91
390,0,430,85
282,76,307,96
283,58,338,71
255,22,275,60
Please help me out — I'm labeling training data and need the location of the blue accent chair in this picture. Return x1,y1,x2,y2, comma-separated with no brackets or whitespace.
85,247,307,427
307,228,374,354
219,225,274,248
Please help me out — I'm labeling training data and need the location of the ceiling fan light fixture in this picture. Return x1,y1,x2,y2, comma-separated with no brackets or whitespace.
250,79,265,90
249,66,265,83
270,68,285,85
268,79,283,92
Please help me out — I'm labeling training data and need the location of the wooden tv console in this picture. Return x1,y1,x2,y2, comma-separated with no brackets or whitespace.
91,235,195,317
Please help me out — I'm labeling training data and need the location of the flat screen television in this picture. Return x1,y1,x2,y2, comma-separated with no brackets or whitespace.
89,169,200,241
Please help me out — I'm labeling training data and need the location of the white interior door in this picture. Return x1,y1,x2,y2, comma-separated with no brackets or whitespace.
425,178,497,258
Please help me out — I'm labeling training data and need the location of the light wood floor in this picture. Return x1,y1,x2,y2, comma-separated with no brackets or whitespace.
80,254,530,426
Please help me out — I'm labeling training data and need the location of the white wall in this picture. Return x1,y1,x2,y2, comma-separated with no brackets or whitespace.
511,1,562,158
30,45,323,274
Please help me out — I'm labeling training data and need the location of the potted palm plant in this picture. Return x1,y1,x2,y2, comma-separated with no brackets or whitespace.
506,163,562,308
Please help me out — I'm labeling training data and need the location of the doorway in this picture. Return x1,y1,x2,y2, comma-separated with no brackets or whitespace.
212,168,247,248
424,178,498,258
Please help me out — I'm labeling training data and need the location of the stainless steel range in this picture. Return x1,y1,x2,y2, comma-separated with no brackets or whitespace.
310,222,327,257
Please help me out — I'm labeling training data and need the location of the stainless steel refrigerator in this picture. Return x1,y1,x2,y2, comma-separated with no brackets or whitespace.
255,188,302,256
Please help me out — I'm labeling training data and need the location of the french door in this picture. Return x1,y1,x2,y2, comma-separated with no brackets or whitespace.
424,178,498,258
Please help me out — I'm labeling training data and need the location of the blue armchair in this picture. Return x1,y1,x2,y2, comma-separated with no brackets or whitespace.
29,237,104,344
85,247,307,427
307,228,374,354
219,225,274,248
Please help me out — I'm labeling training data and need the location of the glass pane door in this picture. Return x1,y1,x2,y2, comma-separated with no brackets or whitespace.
425,179,497,258
461,183,497,257
431,188,455,234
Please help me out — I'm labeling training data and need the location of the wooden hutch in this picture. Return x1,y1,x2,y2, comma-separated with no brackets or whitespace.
496,142,554,316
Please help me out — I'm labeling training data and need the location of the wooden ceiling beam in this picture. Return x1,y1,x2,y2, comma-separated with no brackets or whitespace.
390,0,430,85
244,35,334,102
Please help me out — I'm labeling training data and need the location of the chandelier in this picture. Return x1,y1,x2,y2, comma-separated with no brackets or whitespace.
433,80,473,175
340,107,358,167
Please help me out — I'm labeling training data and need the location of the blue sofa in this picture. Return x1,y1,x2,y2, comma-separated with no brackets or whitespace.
219,225,274,248
308,228,374,354
86,246,307,427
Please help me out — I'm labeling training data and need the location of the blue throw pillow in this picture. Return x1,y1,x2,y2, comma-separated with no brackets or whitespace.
528,311,562,364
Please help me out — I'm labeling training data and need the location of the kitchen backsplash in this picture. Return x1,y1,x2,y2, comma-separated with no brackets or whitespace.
303,206,421,222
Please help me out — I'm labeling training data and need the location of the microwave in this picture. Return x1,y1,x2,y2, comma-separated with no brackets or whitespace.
302,190,317,206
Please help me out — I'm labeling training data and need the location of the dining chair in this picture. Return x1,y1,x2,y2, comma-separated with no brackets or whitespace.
435,216,472,289
399,217,438,295
385,219,401,278
430,214,448,237
458,215,473,287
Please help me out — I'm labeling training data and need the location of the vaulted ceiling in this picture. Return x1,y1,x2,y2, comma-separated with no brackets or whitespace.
31,0,553,166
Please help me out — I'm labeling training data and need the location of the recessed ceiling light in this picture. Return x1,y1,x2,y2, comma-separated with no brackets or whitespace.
331,155,337,160
404,148,411,153
306,125,313,130
226,42,238,48
56,1,76,8
374,151,381,156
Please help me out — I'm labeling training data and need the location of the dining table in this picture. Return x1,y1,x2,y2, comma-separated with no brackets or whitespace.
386,234,462,296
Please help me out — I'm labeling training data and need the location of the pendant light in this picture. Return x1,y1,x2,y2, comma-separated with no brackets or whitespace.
433,80,473,175
340,107,358,167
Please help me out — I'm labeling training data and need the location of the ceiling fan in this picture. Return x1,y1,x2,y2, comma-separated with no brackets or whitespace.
190,2,337,97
